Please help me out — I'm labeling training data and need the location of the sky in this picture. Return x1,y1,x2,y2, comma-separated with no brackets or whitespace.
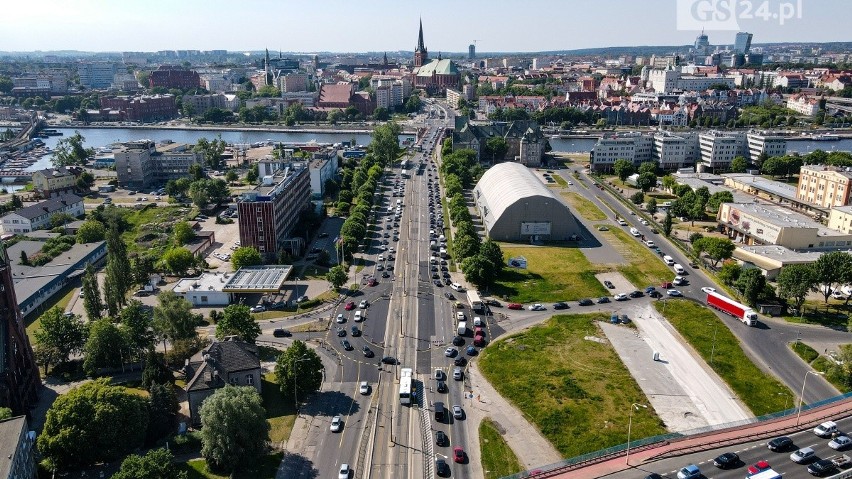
2,0,850,53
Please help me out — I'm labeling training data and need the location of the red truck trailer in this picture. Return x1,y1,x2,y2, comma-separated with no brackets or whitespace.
706,291,757,326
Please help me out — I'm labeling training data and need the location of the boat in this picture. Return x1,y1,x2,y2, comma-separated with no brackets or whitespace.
813,133,840,141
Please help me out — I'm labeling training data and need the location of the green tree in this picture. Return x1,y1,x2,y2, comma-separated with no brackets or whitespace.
812,251,852,303
33,307,88,374
369,121,402,166
760,156,785,178
161,247,196,276
736,268,767,306
38,379,149,470
225,170,238,183
718,261,742,286
662,212,673,237
777,264,817,315
146,383,179,443
661,175,677,192
707,191,734,213
52,131,93,167
326,265,348,290
76,219,107,243
215,305,261,343
232,246,262,269
646,198,657,214
19,250,28,266
152,291,199,353
730,156,748,173
81,262,103,320
372,107,389,121
194,136,227,169
141,351,174,389
246,164,259,184
484,137,509,162
692,237,735,267
638,161,657,175
453,234,481,261
636,171,657,192
50,212,75,228
461,254,499,288
200,386,270,473
83,318,128,376
613,159,634,181
121,300,155,358
0,407,11,420
630,191,645,204
172,221,195,246
275,340,324,402
113,448,187,479
103,223,132,316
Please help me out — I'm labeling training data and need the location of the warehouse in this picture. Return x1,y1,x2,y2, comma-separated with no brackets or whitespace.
473,163,580,242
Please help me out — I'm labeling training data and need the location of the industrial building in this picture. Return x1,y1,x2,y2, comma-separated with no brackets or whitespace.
473,163,580,242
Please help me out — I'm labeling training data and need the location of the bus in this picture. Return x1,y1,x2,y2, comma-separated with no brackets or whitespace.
399,368,413,405
467,290,484,314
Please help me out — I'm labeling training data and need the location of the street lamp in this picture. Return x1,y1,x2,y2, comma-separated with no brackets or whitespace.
291,354,313,414
626,403,648,465
796,370,825,425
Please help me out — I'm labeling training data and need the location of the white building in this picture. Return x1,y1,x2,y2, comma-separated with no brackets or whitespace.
589,133,654,171
746,130,788,160
698,131,746,171
652,131,699,170
786,94,821,117
648,67,736,93
77,62,118,89
173,272,233,306
0,194,84,234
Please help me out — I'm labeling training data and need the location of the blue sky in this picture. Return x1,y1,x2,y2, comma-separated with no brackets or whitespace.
2,0,849,53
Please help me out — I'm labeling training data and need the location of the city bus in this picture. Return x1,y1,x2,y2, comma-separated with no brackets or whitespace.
467,290,484,314
399,368,413,405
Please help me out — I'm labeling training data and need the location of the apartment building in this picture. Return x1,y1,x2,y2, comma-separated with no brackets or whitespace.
0,194,84,234
279,73,308,93
698,131,746,171
99,94,178,122
797,165,852,208
32,167,79,197
747,130,788,160
182,93,241,115
652,131,699,170
647,67,736,93
149,65,201,89
114,141,203,189
589,133,653,171
786,94,821,116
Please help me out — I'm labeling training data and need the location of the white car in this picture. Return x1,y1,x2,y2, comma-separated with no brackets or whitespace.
250,305,266,313
829,435,852,450
336,314,345,324
330,415,343,432
567,181,573,185
528,303,545,311
667,289,683,297
338,464,351,479
354,311,363,322
445,347,457,357
701,287,717,294
832,290,847,300
359,381,370,395
358,300,368,309
640,219,649,225
613,293,628,301
814,420,838,437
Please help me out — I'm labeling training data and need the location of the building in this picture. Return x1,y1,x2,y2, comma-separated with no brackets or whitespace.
149,65,201,89
652,131,699,170
698,131,746,171
468,44,476,59
8,240,107,317
746,130,787,160
734,32,753,55
113,141,203,189
279,73,308,93
590,133,654,171
111,73,140,91
0,416,36,479
723,173,824,214
828,206,852,234
718,203,852,249
99,94,178,122
0,194,84,235
733,245,826,280
184,338,262,425
173,271,233,306
786,94,821,116
181,93,240,116
31,167,79,197
411,20,460,94
797,165,852,208
473,162,581,242
452,116,547,166
317,83,356,109
77,62,118,89
237,166,311,260
647,67,736,93
309,154,338,199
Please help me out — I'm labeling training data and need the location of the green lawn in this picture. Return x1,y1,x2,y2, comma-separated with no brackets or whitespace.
26,286,77,339
120,204,197,256
789,342,852,394
551,174,567,187
597,226,673,288
492,246,607,302
782,301,850,330
654,300,794,415
479,313,667,457
790,341,820,363
560,192,607,221
262,374,297,445
181,452,283,479
480,418,524,479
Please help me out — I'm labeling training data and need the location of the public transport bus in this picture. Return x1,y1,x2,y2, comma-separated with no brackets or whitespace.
399,368,413,405
467,290,484,314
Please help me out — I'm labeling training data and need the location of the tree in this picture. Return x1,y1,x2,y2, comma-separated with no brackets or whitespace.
736,268,766,307
76,219,107,243
479,240,504,270
165,177,192,197
0,407,11,420
215,305,261,343
453,234,481,261
199,386,270,473
19,250,28,266
461,254,500,288
275,340,324,402
636,172,657,192
484,137,509,162
718,261,742,286
731,156,748,173
113,448,187,479
104,223,132,316
372,107,389,121
707,191,734,213
152,291,199,353
646,198,658,214
33,307,87,374
613,159,634,182
326,265,348,290
38,379,150,470
161,247,196,276
194,136,227,169
689,232,704,244
692,237,735,267
50,212,75,228
121,300,155,358
760,156,785,178
146,383,179,443
777,264,817,315
630,191,645,204
142,351,174,390
369,122,402,166
231,246,262,270
812,251,852,303
661,175,677,192
83,318,128,376
225,170,238,183
638,161,657,175
52,131,92,167
172,221,195,246
81,262,103,320
77,171,95,191
662,212,673,237
245,164,259,184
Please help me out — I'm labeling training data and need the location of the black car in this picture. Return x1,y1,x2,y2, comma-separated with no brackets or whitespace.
604,280,615,289
437,380,447,393
337,328,346,337
644,475,663,479
713,452,740,468
434,280,443,287
340,340,353,351
351,326,361,337
381,356,397,365
444,292,455,300
553,302,569,310
578,298,594,306
382,271,390,278
272,328,291,337
649,290,663,298
452,336,465,346
362,346,374,358
768,436,794,451
435,458,450,477
436,430,447,446
454,356,467,367
808,459,837,476
597,297,611,304
629,290,644,298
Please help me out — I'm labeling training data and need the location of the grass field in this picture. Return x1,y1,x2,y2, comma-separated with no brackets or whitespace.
479,313,667,457
25,286,77,339
552,174,567,187
492,246,607,302
783,301,850,329
181,452,283,479
597,226,673,288
262,373,297,444
789,342,852,393
790,341,820,363
480,418,524,479
560,192,607,221
654,300,794,415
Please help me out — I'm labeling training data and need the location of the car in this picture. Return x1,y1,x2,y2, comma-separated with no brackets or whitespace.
344,301,355,310
452,335,465,346
453,367,463,380
453,446,465,463
376,264,384,271
814,421,838,437
620,314,631,324
610,314,620,324
435,458,450,477
445,347,458,357
434,369,445,381
436,379,448,392
597,296,611,304
336,313,346,323
667,289,683,297
354,311,363,322
676,464,701,479
713,452,740,468
330,415,343,432
340,340,353,351
614,293,629,301
452,405,464,419
434,280,443,287
272,328,291,338
790,447,816,463
359,381,370,394
381,356,397,365
250,305,266,313
644,475,664,479
485,299,502,307
444,292,455,300
701,287,717,294
578,298,594,306
553,302,569,310
454,356,467,366
597,225,609,231
661,281,673,289
528,303,545,311
768,436,794,452
351,326,361,337
466,346,477,356
382,271,390,278
338,464,351,479
507,303,523,310
604,280,615,289
746,460,771,475
318,232,329,238
368,278,378,286
830,435,852,450
649,291,663,298
809,459,837,476
629,290,644,298
436,430,448,446
358,300,369,308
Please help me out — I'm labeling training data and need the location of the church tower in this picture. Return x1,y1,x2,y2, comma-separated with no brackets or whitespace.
414,18,428,68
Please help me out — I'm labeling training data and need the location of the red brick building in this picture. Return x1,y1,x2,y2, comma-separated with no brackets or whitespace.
149,65,201,90
100,94,177,122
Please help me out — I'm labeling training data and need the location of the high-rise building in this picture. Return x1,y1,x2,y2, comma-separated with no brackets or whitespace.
694,30,710,57
78,62,118,89
468,44,476,59
734,32,753,55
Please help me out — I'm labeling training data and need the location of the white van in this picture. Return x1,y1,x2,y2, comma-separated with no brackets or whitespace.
629,227,641,237
457,321,467,336
663,255,675,265
673,264,686,274
450,282,464,292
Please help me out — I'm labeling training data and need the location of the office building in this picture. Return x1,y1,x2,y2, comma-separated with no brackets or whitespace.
469,44,476,59
0,416,36,479
77,62,118,89
99,94,178,122
734,32,753,54
113,141,203,189
746,130,787,161
0,194,84,234
279,73,308,93
719,202,852,249
149,65,201,89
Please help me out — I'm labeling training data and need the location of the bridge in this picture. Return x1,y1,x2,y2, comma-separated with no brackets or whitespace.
0,170,33,182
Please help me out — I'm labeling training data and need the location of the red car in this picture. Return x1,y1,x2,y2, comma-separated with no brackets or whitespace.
660,281,673,289
453,446,465,463
344,301,355,311
507,303,523,310
748,461,771,475
368,278,378,287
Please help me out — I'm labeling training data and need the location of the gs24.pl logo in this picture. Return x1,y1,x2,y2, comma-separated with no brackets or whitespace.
676,0,803,30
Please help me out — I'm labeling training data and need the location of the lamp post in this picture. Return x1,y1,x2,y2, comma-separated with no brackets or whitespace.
626,403,648,465
292,354,313,414
796,370,824,425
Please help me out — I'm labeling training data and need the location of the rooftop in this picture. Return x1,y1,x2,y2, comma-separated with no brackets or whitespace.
0,416,28,479
8,194,82,220
723,202,844,237
722,173,799,202
8,240,106,307
737,244,828,263
173,271,232,295
186,339,260,393
223,265,293,293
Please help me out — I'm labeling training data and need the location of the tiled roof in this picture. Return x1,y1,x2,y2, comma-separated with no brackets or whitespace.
318,83,354,105
186,339,260,392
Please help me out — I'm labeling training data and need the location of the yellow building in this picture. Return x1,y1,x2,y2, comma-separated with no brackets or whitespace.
828,206,852,234
31,167,77,197
797,165,852,209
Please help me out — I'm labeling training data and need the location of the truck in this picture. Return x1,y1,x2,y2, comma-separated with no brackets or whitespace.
706,291,758,326
832,454,851,468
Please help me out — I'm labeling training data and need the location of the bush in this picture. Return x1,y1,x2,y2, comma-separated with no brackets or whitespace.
630,191,645,204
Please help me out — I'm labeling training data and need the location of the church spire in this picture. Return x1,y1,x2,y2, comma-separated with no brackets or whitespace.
417,17,426,52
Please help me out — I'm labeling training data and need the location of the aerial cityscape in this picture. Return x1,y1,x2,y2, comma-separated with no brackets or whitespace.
3,2,852,479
